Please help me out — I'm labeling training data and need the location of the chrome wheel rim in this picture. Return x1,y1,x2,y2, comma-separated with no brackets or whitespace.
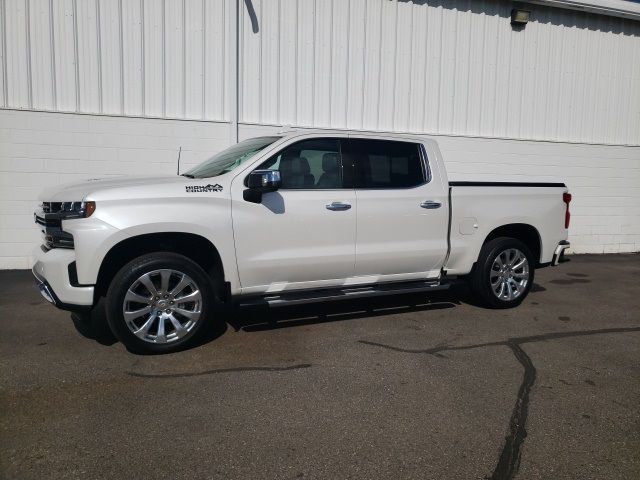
490,248,530,301
122,269,202,344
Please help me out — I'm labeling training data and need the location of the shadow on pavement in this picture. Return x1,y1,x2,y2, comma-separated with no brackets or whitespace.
227,280,546,332
71,281,547,348
227,289,463,333
70,298,117,346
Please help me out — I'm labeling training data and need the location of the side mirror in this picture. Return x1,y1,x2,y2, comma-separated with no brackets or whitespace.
243,170,281,203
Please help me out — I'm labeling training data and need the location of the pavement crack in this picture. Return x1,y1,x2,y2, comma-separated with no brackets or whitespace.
128,363,312,379
507,326,640,345
359,326,640,356
359,326,640,480
490,343,536,480
358,338,503,355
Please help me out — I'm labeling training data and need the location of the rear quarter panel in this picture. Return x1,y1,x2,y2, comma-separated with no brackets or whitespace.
445,185,568,275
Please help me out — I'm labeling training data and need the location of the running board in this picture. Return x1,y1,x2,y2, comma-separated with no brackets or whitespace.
237,280,450,307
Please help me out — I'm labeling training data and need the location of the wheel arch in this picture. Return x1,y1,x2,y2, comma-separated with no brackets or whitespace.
95,232,226,301
482,223,542,265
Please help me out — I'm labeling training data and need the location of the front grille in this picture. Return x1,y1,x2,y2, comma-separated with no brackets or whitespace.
34,213,62,230
43,230,74,249
42,202,63,214
35,214,60,228
34,210,74,249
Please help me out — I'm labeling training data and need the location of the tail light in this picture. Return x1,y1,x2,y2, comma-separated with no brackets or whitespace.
563,192,572,229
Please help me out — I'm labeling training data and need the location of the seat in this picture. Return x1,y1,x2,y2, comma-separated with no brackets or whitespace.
316,153,341,188
279,154,315,188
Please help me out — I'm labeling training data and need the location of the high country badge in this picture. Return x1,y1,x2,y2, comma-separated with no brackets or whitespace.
185,184,223,193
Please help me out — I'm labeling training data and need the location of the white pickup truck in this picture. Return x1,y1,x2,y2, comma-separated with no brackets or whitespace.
33,131,571,353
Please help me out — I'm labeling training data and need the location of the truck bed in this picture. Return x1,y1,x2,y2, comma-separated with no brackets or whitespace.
444,181,569,275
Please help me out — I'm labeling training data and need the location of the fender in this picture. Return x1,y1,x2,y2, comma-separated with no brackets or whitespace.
66,208,240,293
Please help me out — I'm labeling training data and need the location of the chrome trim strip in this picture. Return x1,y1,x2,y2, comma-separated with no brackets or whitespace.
38,282,56,305
32,269,56,305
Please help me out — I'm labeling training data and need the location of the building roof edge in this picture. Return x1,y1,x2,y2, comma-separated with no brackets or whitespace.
528,0,640,21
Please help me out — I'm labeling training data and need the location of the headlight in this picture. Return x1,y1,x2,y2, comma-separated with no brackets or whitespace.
61,201,96,218
45,201,96,219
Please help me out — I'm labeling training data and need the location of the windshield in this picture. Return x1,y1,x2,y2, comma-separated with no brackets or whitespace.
183,136,281,178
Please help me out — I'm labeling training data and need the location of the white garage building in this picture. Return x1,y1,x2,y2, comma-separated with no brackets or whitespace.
0,0,639,269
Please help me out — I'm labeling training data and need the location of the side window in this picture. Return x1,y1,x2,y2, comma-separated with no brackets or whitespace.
256,138,343,189
348,139,425,189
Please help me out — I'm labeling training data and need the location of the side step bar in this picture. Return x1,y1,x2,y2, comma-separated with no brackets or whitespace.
238,280,450,307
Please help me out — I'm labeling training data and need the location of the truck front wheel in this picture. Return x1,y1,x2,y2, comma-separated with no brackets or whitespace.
105,252,219,354
470,237,535,309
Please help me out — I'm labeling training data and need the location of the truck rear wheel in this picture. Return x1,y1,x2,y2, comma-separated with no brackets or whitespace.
470,237,535,309
105,252,219,354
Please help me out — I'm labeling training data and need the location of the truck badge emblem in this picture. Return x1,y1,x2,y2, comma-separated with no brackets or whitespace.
185,184,223,193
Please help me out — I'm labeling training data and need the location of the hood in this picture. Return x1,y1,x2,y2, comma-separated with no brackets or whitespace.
38,175,190,202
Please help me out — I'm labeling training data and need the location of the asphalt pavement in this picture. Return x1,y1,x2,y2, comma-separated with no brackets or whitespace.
1,254,639,479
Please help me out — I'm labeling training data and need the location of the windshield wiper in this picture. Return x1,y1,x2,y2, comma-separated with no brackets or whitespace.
180,173,196,178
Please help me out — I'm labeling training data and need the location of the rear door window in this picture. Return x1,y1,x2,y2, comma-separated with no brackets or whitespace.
346,139,426,189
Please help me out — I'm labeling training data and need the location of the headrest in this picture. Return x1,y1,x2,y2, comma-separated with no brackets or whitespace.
299,157,310,174
322,153,339,173
280,155,310,175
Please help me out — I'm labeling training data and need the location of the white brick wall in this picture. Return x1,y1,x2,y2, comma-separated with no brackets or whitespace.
0,110,639,269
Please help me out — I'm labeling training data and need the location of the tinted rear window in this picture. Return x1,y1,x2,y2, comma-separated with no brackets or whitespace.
347,139,425,189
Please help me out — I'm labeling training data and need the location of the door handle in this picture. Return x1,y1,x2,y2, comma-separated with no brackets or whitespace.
420,200,442,209
326,202,351,211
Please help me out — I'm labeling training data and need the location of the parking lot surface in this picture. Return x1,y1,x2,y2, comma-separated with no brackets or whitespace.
1,254,639,480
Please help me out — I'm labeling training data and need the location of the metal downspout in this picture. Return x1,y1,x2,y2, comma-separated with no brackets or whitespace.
230,0,240,144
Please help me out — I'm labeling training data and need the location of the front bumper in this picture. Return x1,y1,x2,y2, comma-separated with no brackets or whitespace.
32,246,94,310
552,240,570,266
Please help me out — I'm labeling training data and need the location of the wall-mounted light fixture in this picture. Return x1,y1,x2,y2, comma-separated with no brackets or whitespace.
511,8,531,26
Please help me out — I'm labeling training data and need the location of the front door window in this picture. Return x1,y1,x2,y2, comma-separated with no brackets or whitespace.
256,138,346,189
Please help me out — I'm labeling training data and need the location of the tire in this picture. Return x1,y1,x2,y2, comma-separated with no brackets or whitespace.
470,237,535,309
71,311,94,338
105,252,219,354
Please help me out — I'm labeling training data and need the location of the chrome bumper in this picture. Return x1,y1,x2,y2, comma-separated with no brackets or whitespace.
32,246,94,310
35,274,57,305
32,267,92,312
552,240,570,266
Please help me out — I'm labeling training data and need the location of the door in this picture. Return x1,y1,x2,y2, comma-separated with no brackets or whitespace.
231,137,356,294
346,138,449,280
